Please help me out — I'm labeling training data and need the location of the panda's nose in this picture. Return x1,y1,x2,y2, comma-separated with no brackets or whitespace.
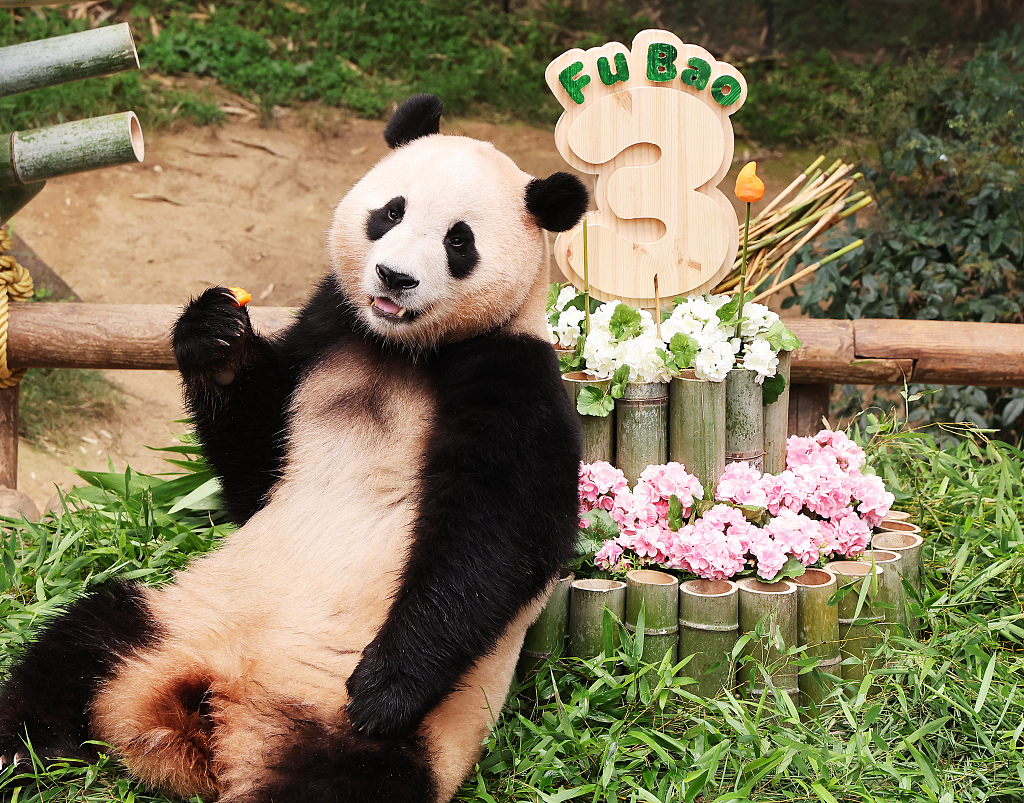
376,264,419,292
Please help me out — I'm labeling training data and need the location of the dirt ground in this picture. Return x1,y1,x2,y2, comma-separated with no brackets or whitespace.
10,110,797,512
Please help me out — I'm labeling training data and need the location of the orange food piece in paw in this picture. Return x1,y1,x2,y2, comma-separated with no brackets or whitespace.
227,287,252,307
734,161,765,203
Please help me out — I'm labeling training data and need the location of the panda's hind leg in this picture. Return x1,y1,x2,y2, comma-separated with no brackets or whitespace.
0,580,162,767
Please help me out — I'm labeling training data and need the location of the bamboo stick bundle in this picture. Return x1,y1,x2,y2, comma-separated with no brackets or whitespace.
712,156,874,305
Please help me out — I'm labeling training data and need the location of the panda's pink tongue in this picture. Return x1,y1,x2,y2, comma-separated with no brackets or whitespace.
374,296,402,315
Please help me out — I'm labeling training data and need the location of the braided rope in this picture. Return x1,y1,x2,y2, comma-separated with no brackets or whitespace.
0,229,34,388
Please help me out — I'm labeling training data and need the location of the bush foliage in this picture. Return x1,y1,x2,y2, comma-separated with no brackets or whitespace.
789,28,1024,438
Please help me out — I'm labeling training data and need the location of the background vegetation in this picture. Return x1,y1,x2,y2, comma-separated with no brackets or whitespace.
0,417,1021,802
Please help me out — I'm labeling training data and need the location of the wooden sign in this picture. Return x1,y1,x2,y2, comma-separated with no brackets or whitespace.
546,30,747,308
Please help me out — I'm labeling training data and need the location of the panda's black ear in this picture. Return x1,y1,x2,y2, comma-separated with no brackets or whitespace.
384,94,443,149
525,172,589,232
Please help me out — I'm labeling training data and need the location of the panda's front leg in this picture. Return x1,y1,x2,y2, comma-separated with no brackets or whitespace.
172,286,293,524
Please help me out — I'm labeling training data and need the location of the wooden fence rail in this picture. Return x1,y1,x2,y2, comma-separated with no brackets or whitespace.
2,304,1023,488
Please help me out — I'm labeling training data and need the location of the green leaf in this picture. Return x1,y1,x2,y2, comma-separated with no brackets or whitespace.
778,556,806,581
609,304,643,341
667,494,683,531
766,319,801,351
609,365,631,399
577,385,614,417
546,282,561,310
762,373,787,406
668,332,699,371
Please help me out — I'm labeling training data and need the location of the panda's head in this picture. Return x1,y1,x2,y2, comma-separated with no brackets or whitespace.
328,94,588,348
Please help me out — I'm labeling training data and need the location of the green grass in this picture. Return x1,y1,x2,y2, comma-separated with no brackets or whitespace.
0,415,1021,802
18,368,126,451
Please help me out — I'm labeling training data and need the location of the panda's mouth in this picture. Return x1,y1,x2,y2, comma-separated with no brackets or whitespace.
369,295,421,322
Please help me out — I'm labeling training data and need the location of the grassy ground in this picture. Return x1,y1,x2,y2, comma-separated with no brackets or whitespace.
0,415,1020,802
18,369,126,452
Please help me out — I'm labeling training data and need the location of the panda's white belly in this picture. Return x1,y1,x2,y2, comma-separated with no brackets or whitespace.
149,346,433,707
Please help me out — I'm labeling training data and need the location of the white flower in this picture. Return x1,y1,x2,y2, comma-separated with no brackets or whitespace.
694,339,736,382
555,285,578,311
739,302,778,338
742,338,779,384
554,305,585,349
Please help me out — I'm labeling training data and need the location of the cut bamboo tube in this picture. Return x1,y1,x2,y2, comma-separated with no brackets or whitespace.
678,578,738,698
763,351,791,474
858,550,906,633
880,510,911,523
875,520,921,538
520,574,574,673
569,578,626,660
872,532,925,632
625,569,679,665
0,23,139,99
1,112,144,188
736,578,798,704
793,569,840,708
824,561,883,683
562,371,614,464
668,369,725,493
725,367,764,472
0,181,45,226
615,381,668,485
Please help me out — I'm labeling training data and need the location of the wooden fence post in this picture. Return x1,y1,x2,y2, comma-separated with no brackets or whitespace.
788,382,830,438
0,385,19,488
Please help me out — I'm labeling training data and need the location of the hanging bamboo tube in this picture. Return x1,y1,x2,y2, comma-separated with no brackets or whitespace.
520,574,574,674
858,550,907,633
615,381,668,485
736,578,798,704
668,369,726,493
0,24,139,99
625,570,679,665
562,372,614,463
725,367,764,472
569,578,626,660
793,569,840,708
678,579,738,698
1,112,144,188
763,351,791,474
824,561,883,683
872,532,925,632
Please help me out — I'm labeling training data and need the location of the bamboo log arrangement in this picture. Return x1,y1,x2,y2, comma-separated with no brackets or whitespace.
625,570,679,665
568,579,626,660
872,530,925,632
858,550,907,633
793,569,840,707
668,369,726,492
763,351,791,474
735,578,799,703
725,367,764,471
562,372,614,463
678,579,738,698
520,574,573,673
825,561,884,683
0,23,139,99
713,156,872,305
615,381,668,485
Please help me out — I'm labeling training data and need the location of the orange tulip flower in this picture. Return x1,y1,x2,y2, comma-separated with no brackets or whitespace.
735,161,765,203
228,286,252,307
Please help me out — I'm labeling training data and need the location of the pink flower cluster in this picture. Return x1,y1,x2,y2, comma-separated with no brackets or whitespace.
583,429,895,582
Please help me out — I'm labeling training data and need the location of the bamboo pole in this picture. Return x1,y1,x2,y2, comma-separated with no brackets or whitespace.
858,549,907,633
569,579,626,660
793,569,840,708
668,370,725,493
615,381,668,485
1,112,144,188
872,532,925,632
736,578,798,704
725,367,764,472
625,569,678,665
520,574,573,673
562,372,614,463
763,351,791,474
824,561,883,683
0,23,139,99
0,182,45,227
678,578,738,698
0,386,18,489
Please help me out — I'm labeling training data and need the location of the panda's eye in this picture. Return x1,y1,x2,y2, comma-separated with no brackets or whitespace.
366,196,406,241
387,206,401,222
445,221,478,279
447,235,464,248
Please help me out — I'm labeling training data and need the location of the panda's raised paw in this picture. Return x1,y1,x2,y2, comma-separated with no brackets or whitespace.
172,286,257,385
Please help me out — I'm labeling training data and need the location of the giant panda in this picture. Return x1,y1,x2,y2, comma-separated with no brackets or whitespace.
0,94,587,803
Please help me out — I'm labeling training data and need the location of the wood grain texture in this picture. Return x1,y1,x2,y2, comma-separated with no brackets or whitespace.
0,386,18,489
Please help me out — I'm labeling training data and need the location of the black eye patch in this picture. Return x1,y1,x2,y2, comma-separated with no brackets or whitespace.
445,221,478,280
366,196,406,241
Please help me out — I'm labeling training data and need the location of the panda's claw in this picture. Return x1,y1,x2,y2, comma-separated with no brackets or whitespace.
172,286,257,385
